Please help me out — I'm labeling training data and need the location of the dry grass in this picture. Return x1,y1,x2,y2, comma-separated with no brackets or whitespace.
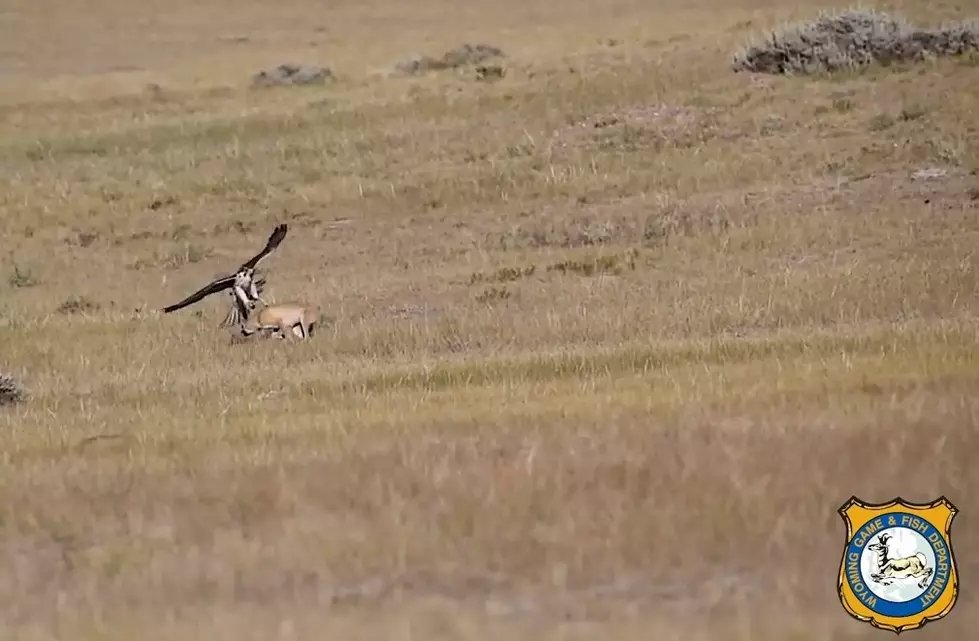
2,0,979,639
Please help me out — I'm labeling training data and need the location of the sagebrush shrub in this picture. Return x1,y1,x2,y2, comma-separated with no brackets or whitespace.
0,373,26,406
733,9,979,74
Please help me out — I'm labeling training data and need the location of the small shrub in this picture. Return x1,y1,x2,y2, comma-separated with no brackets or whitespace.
475,286,511,303
832,96,855,112
732,9,979,75
251,63,333,87
8,265,38,288
148,195,179,211
547,251,637,277
899,105,927,121
0,373,26,407
56,297,100,315
475,64,506,81
469,265,536,286
868,113,896,131
394,44,505,76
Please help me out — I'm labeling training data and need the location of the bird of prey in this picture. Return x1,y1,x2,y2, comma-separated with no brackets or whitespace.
161,223,288,315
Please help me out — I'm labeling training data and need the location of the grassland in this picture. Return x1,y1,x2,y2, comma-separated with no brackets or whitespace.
2,0,979,638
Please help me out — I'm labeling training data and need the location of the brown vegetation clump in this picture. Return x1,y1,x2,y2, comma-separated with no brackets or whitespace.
733,8,979,74
394,43,505,75
0,373,26,406
251,63,334,87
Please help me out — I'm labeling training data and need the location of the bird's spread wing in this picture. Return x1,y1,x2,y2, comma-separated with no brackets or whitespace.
240,223,288,271
161,274,236,313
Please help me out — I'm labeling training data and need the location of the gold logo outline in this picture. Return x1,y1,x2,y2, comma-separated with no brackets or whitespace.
837,496,959,634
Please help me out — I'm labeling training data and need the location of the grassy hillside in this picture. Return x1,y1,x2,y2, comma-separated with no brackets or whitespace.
1,0,978,639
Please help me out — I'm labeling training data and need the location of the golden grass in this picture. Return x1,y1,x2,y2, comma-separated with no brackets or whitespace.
2,0,979,638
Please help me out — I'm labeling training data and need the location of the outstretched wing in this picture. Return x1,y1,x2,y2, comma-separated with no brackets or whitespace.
239,223,288,271
161,274,236,313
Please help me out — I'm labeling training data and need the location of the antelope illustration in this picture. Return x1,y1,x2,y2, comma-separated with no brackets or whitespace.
867,533,934,589
161,223,288,318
